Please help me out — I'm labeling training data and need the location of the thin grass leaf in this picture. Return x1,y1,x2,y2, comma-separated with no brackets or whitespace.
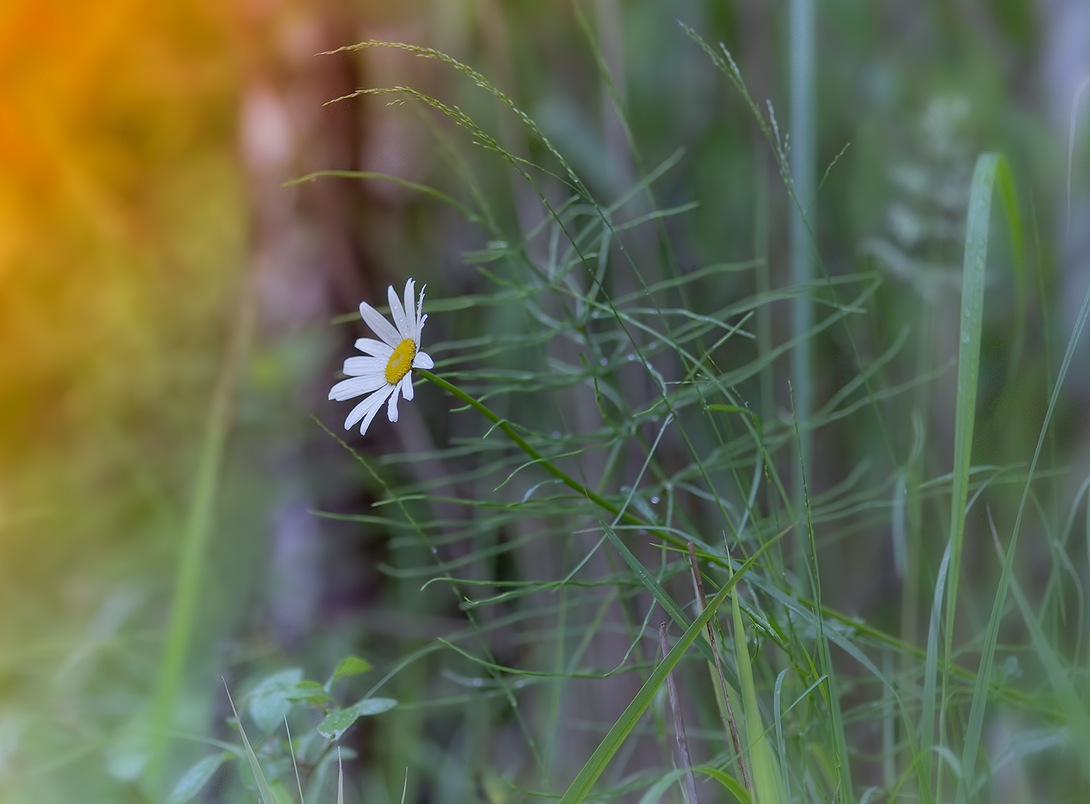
223,680,278,804
148,284,252,787
688,543,749,792
694,766,753,804
943,153,1024,663
282,170,483,225
920,542,952,800
729,565,783,804
986,509,1090,778
936,152,1023,801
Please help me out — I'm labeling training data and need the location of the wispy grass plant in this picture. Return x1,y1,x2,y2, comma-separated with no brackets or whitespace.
156,23,1090,804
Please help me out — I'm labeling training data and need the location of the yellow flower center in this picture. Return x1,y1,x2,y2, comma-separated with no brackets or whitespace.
385,338,417,385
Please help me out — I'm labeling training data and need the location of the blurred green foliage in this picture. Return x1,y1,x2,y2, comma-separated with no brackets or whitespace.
1,1,1088,802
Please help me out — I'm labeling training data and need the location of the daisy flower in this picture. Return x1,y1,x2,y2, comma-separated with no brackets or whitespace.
329,278,434,435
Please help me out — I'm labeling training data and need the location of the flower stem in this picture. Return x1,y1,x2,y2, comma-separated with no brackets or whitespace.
417,368,685,549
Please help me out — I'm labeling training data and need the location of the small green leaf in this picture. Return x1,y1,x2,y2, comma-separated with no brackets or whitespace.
317,697,397,741
249,668,304,733
327,656,372,689
286,679,331,704
168,752,231,804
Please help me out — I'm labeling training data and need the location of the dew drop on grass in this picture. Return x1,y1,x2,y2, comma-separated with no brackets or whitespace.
599,357,608,366
625,354,636,362
650,496,660,504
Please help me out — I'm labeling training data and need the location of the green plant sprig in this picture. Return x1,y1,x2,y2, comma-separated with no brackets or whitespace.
418,368,688,551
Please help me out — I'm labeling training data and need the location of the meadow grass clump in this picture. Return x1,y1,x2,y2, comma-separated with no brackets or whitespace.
151,26,1090,804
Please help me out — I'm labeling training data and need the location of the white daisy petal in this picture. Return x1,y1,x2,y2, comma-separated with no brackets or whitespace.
398,372,415,402
343,356,387,377
345,385,394,433
386,383,401,422
403,279,416,336
354,337,393,359
416,286,427,336
413,350,434,370
360,299,401,347
330,375,386,401
388,284,409,338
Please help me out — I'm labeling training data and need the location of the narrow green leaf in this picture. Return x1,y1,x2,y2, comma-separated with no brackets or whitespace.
940,152,1023,802
919,542,952,802
730,568,782,804
224,681,278,804
282,170,483,225
944,153,1023,658
693,765,753,804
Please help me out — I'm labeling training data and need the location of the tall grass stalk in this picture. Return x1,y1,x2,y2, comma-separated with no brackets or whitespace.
789,0,816,592
147,286,253,789
927,153,1022,801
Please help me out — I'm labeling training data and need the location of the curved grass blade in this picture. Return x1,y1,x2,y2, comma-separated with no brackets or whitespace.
282,170,483,225
944,153,1023,659
223,681,277,804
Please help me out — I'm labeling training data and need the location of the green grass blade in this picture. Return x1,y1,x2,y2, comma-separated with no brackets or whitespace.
789,0,816,599
940,153,1023,795
148,288,252,789
282,170,483,225
730,568,782,804
556,548,767,804
223,681,278,804
954,211,1090,804
693,765,753,804
944,153,1023,661
919,541,952,800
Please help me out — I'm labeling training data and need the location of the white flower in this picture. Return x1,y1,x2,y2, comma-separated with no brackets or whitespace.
329,278,434,435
